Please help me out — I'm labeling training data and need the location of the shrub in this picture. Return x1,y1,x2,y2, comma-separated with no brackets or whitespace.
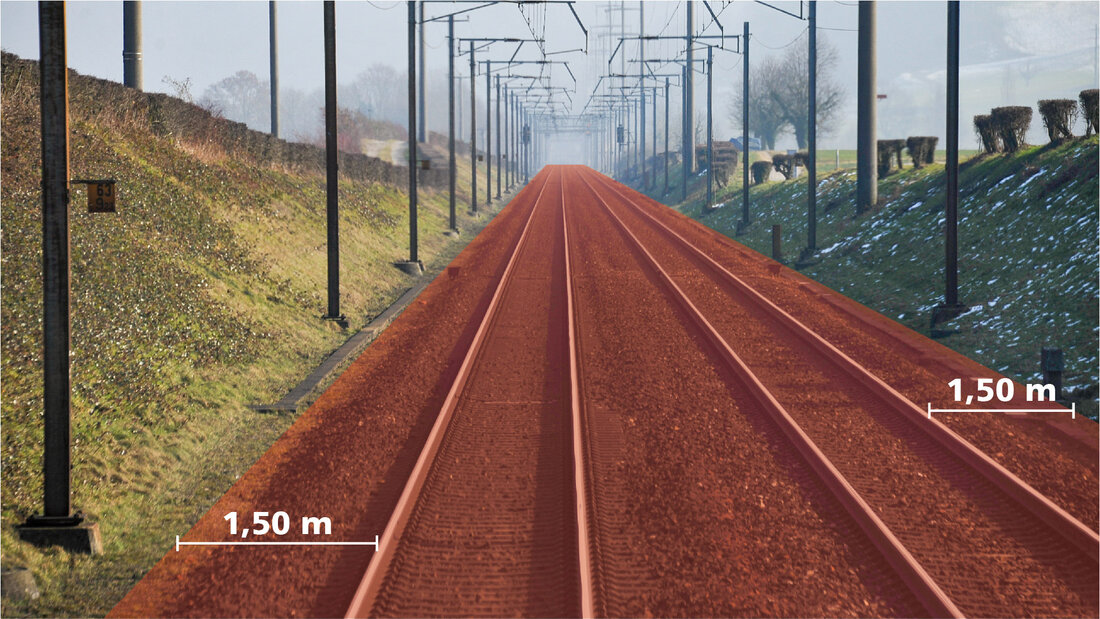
974,114,999,153
751,160,773,184
772,153,794,179
990,106,1032,152
906,136,938,168
876,139,905,178
1037,99,1078,142
877,148,893,179
1080,89,1098,136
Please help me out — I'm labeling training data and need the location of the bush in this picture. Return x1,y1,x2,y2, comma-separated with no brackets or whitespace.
974,114,999,153
751,160,773,184
1037,99,1078,142
1080,89,1098,136
906,136,938,168
772,153,794,179
991,106,1032,152
877,139,905,178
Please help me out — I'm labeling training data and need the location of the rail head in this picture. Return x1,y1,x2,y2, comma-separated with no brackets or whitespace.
343,170,557,619
560,168,596,618
571,168,963,619
586,170,1100,561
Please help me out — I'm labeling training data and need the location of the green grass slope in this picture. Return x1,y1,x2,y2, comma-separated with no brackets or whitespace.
1,53,501,616
648,138,1098,418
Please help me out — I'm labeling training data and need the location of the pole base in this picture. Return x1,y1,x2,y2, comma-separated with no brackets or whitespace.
322,314,349,329
444,229,461,237
795,248,821,269
735,219,752,235
394,260,424,276
930,302,968,337
16,514,102,554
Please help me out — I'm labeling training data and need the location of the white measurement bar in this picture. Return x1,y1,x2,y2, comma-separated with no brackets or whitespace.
175,535,379,552
927,402,1075,419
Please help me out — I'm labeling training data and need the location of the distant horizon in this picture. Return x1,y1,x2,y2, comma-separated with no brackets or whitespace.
2,1,1097,151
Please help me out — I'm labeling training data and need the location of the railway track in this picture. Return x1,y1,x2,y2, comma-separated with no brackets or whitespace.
573,166,1099,618
344,167,595,617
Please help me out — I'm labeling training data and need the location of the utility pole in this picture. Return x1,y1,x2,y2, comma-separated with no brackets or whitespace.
706,45,713,209
496,74,502,199
470,41,477,213
269,1,278,137
682,1,694,201
805,1,817,257
934,0,966,327
322,1,343,323
857,1,877,214
638,0,642,188
418,0,426,143
503,85,509,190
664,77,670,195
651,83,657,188
402,0,421,273
447,15,457,233
485,60,492,205
17,1,102,555
122,1,142,90
740,21,750,231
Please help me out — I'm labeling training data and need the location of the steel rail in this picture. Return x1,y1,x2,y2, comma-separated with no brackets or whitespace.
588,171,1100,563
343,169,558,618
571,168,964,619
561,168,596,618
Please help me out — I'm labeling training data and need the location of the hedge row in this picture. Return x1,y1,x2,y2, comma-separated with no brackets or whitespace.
974,89,1097,153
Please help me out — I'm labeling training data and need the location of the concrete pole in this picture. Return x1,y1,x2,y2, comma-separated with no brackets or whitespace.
682,2,694,200
122,1,142,90
503,86,509,189
706,45,713,209
448,15,456,232
806,0,817,253
485,60,491,205
944,0,961,307
323,1,340,320
39,0,72,521
681,63,688,200
651,84,657,188
407,0,419,263
685,1,694,173
856,1,877,213
664,77,670,195
496,75,501,199
417,1,426,143
639,0,646,188
741,21,750,228
470,42,477,213
269,1,278,137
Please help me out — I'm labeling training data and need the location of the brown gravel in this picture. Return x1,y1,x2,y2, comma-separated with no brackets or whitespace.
111,165,1097,618
584,169,1098,618
565,166,923,617
109,172,551,618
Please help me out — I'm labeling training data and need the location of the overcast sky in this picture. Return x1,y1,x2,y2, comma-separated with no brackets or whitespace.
2,1,1098,150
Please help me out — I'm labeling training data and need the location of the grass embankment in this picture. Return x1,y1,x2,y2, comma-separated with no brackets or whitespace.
636,138,1098,419
1,53,503,616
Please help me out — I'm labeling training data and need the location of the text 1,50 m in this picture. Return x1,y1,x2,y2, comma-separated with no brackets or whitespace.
224,511,333,538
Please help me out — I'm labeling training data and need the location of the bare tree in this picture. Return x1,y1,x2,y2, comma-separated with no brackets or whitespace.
199,70,269,131
771,32,846,149
727,55,789,150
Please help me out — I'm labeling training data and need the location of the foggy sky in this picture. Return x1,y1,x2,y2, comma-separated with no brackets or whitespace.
2,1,1097,150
